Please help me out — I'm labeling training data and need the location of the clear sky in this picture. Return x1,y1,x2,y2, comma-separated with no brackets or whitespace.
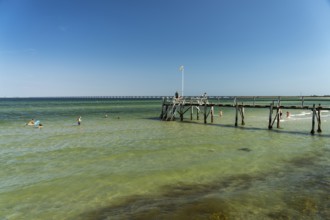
1,0,330,97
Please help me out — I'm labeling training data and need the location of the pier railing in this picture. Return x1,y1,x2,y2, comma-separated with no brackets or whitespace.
160,96,330,135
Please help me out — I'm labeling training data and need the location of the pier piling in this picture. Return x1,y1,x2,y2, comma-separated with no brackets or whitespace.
197,107,200,120
235,102,238,127
317,104,322,133
268,102,274,130
277,97,281,128
311,104,316,135
204,103,207,124
240,105,245,126
211,106,214,123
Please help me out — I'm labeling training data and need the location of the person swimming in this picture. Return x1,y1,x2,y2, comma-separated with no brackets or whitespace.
34,120,40,128
26,119,35,126
286,111,290,118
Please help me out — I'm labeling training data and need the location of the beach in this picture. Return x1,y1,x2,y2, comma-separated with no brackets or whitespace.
0,98,329,219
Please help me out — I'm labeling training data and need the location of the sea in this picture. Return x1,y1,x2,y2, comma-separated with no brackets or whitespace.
0,97,329,220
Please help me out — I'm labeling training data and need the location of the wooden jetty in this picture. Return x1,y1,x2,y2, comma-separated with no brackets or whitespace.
159,96,330,135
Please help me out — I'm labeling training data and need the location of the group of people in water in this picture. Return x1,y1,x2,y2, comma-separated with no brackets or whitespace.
26,119,43,128
26,116,83,128
26,114,119,128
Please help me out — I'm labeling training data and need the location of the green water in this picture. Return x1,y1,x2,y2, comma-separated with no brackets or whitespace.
0,98,329,219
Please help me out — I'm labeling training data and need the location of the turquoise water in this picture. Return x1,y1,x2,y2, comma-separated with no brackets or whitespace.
0,98,329,219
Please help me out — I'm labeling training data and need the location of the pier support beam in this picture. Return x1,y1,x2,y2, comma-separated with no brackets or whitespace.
276,97,281,128
179,103,184,121
239,105,245,125
180,110,183,122
235,102,238,127
276,107,281,128
160,97,165,119
211,106,214,123
197,107,200,120
163,105,168,120
268,102,274,129
204,103,207,124
311,104,316,135
317,104,322,133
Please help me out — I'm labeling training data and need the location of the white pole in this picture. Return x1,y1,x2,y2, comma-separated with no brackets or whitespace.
182,67,184,97
180,65,184,97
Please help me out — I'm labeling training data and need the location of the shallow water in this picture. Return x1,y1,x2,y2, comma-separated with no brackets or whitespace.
0,98,329,219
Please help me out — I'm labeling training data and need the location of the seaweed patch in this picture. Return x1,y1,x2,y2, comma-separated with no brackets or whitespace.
238,148,252,152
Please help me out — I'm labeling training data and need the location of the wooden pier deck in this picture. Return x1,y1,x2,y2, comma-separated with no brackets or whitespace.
160,96,330,135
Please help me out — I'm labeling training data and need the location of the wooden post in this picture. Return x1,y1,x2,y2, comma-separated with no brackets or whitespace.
190,105,193,120
163,105,167,120
235,101,238,127
204,103,207,124
180,104,184,121
197,107,199,120
277,97,281,128
211,106,214,123
276,107,281,128
317,104,322,133
163,105,168,120
311,104,316,135
170,103,177,121
240,105,245,125
301,96,304,107
160,105,164,120
160,97,165,119
253,97,256,106
268,102,274,129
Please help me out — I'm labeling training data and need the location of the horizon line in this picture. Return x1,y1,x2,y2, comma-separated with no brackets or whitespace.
1,95,330,99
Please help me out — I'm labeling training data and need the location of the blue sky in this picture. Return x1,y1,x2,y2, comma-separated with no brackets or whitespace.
1,0,330,97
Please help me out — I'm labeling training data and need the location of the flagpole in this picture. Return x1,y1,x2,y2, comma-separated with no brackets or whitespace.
180,65,184,97
182,67,184,97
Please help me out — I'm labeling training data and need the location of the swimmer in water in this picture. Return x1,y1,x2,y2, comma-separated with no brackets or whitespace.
26,119,35,126
286,111,290,118
77,116,82,125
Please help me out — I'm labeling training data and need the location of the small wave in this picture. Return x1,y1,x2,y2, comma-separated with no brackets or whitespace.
289,117,310,121
291,111,311,117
